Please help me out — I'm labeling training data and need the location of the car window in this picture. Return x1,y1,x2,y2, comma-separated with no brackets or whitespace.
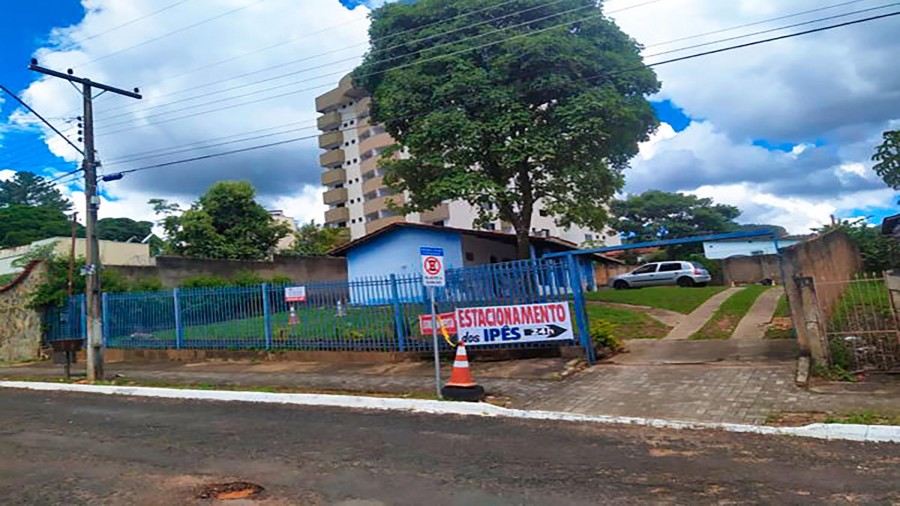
632,264,657,274
690,261,706,270
658,262,683,272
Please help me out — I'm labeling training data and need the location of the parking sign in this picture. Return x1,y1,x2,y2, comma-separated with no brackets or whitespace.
420,246,445,287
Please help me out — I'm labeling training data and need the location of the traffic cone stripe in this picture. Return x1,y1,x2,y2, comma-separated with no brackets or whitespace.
445,343,478,388
453,361,469,368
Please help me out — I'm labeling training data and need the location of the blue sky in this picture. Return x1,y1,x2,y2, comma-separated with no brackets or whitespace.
0,0,84,181
1,0,897,232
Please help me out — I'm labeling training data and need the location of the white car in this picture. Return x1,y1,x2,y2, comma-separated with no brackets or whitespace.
610,261,712,289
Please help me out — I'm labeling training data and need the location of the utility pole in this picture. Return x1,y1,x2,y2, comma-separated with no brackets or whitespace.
29,60,141,381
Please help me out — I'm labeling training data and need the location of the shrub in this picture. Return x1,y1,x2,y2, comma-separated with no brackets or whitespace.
590,319,623,352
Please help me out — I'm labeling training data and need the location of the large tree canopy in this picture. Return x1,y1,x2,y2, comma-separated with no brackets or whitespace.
0,171,72,212
356,0,659,258
612,190,740,243
153,181,289,260
0,205,79,248
872,130,900,189
287,222,350,256
96,217,154,243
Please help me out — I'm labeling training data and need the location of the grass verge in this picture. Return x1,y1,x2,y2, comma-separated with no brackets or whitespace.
585,286,727,314
586,304,670,340
766,410,900,426
773,294,790,318
690,286,770,340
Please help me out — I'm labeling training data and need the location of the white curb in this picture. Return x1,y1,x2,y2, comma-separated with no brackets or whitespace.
2,381,898,443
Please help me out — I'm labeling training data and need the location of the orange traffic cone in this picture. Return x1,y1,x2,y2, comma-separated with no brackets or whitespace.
441,343,485,401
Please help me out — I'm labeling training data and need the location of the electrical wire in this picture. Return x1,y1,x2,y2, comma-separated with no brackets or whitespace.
80,8,900,184
52,0,191,53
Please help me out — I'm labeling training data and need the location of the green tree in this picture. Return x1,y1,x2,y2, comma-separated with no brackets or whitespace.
0,171,72,212
154,181,289,260
0,204,81,248
96,217,154,242
356,0,659,258
287,222,350,256
612,190,740,243
872,130,900,189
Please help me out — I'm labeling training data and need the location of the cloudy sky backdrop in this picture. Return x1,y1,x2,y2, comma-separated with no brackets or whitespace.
1,0,898,234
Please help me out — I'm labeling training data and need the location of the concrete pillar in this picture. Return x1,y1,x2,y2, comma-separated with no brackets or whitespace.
791,276,829,364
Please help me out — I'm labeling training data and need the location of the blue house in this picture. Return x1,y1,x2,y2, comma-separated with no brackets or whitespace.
330,223,618,303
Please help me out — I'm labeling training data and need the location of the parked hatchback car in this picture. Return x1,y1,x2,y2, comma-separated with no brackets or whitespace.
610,261,711,289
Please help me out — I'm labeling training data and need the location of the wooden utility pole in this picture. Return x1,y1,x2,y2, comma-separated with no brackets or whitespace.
29,61,141,381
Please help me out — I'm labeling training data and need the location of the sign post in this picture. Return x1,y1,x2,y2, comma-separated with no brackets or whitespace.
420,246,446,399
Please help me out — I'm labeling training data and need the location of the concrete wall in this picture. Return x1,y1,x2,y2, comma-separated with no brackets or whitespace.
346,227,463,281
720,255,783,285
0,261,46,362
594,264,634,287
781,231,863,362
110,255,347,288
0,237,153,275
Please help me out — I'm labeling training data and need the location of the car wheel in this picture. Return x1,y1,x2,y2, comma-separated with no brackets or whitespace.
677,277,695,288
613,280,629,290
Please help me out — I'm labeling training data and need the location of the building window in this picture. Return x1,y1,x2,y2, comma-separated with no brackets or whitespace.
585,234,594,242
337,221,347,227
539,209,549,217
432,220,445,227
465,252,475,262
351,139,356,144
482,223,496,231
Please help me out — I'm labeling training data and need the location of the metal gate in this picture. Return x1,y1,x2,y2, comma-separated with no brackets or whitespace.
817,274,900,372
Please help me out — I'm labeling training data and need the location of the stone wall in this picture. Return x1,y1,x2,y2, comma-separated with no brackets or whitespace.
111,255,347,288
0,261,46,362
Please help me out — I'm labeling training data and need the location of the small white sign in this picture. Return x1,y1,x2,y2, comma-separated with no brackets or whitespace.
284,286,307,303
455,302,574,346
420,246,445,287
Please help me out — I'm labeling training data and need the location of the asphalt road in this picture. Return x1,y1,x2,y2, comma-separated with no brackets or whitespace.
0,389,897,505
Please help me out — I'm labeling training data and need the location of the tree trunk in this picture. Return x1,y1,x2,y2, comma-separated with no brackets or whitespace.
515,227,531,260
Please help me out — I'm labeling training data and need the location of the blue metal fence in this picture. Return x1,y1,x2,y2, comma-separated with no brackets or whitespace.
44,257,593,357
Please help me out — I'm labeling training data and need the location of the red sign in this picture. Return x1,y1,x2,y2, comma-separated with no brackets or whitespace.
423,256,442,276
418,312,457,336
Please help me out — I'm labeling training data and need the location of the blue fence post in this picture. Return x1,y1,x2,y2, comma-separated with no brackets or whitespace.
262,283,272,350
173,288,184,350
101,292,109,348
79,295,87,341
390,274,407,352
566,254,595,364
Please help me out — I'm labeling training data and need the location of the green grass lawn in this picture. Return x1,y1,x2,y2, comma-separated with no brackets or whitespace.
772,294,791,318
585,285,727,314
690,286,770,340
586,304,670,340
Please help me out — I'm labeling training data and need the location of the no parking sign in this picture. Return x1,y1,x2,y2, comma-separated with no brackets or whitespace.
420,247,445,287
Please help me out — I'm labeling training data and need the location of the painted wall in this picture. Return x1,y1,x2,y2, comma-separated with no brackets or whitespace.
460,235,517,266
703,239,800,260
0,237,154,275
346,227,464,281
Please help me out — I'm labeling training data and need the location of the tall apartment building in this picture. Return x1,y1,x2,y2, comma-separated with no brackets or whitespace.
315,74,621,247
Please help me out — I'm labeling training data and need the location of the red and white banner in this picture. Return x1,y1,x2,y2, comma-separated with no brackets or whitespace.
455,302,573,346
418,312,457,336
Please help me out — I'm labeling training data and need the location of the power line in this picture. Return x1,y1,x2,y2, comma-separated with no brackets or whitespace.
94,1,653,134
71,0,267,69
53,0,191,53
93,0,590,123
644,2,900,59
91,9,900,182
643,0,872,48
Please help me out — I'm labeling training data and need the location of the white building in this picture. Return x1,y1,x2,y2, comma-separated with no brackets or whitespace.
315,74,621,247
0,237,154,276
703,238,803,260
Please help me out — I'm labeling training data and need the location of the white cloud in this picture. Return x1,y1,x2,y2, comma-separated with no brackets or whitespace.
11,0,371,221
0,169,16,182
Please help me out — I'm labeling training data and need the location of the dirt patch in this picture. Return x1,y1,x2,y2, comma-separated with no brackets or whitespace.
197,482,264,501
765,412,829,427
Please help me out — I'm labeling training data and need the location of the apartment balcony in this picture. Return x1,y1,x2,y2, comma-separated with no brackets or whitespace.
363,194,404,216
317,111,341,131
420,204,450,224
323,187,348,206
319,149,345,169
359,131,394,155
365,216,405,234
320,168,346,186
360,156,378,175
318,130,343,149
324,207,350,224
315,87,347,114
362,175,385,195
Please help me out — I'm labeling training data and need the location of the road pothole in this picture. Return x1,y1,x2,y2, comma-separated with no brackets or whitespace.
197,482,265,501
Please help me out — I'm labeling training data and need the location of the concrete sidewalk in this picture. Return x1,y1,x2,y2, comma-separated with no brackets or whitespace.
663,287,744,340
2,352,898,426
